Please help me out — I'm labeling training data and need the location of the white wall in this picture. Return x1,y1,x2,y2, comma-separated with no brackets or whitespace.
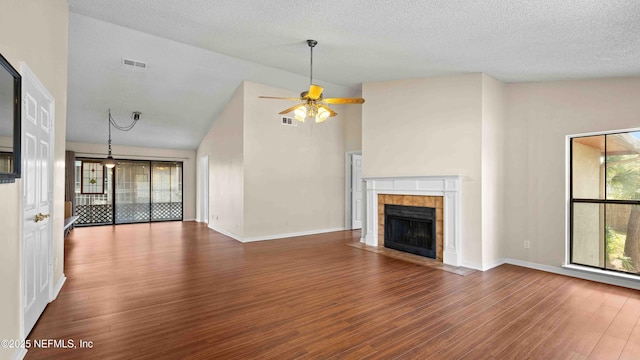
481,75,507,268
66,142,197,220
362,74,484,267
504,77,640,267
0,1,68,358
197,84,245,238
242,82,346,238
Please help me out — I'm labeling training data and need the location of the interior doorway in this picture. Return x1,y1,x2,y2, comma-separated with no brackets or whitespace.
345,151,363,230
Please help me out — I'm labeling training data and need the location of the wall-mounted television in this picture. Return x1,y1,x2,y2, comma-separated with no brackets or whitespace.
0,53,21,183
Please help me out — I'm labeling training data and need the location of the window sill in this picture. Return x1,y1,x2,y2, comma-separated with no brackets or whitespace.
562,264,640,282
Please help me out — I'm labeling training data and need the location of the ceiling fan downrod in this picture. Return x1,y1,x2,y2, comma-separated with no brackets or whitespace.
307,39,317,86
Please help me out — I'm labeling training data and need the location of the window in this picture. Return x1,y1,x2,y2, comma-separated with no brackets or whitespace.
0,152,12,173
75,159,113,225
570,130,640,275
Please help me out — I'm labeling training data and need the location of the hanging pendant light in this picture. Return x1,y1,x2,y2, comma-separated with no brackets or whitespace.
103,111,117,168
103,109,141,168
103,155,117,169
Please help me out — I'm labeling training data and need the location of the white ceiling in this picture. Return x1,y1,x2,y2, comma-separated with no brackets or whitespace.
66,0,640,150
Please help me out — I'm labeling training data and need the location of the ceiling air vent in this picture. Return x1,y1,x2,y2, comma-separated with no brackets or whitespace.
122,58,147,69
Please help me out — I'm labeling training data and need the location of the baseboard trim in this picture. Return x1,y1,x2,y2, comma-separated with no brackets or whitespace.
460,258,506,271
504,258,640,290
51,274,66,302
11,348,27,360
207,224,243,242
183,218,196,222
206,225,347,243
461,261,482,271
242,228,346,243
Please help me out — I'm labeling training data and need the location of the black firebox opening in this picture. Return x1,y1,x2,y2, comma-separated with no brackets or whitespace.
384,204,436,259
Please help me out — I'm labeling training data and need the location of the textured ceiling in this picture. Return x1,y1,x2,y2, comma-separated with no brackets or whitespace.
66,0,640,150
66,14,351,150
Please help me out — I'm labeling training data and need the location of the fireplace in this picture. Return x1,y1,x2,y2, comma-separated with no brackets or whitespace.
363,176,461,266
384,204,436,259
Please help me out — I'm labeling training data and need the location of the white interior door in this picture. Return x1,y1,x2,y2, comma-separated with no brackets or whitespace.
351,154,363,229
22,64,54,337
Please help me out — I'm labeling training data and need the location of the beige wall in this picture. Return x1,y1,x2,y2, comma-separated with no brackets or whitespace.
0,1,68,358
66,142,197,220
197,84,245,238
504,77,640,266
196,81,349,240
343,101,362,152
362,74,484,267
481,75,507,267
242,82,345,238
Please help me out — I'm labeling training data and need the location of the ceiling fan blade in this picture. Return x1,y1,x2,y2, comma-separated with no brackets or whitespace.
318,104,337,117
307,84,323,100
323,97,365,104
278,103,305,115
259,96,302,101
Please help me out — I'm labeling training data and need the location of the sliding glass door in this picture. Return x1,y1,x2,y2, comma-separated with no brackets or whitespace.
75,158,183,226
115,161,151,224
151,162,183,221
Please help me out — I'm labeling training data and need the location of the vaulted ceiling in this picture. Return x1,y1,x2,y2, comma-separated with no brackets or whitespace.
66,0,640,150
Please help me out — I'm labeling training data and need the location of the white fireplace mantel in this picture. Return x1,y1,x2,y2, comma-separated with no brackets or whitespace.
363,175,462,267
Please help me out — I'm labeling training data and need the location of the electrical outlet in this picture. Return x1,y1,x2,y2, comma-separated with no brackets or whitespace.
524,241,530,249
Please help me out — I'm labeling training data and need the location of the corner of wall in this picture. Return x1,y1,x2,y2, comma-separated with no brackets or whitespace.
196,81,245,237
480,74,507,269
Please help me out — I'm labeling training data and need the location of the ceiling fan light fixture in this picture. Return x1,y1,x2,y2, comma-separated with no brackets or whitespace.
294,106,307,122
316,107,330,123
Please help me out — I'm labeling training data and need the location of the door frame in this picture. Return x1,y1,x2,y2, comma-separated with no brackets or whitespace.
20,62,55,338
344,150,362,230
199,155,209,223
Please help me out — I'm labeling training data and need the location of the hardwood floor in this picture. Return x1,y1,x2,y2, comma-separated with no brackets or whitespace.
25,222,640,359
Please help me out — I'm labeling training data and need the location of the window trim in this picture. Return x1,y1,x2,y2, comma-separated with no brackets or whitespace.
567,126,640,278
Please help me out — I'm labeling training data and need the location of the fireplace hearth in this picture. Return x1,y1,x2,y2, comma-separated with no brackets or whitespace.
384,204,436,259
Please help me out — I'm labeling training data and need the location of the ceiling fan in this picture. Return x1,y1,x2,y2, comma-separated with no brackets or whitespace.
259,40,365,123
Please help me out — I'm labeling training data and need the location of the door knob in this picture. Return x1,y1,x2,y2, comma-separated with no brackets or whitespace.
35,213,50,223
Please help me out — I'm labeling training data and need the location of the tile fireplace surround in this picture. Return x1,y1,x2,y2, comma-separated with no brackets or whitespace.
362,176,462,267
